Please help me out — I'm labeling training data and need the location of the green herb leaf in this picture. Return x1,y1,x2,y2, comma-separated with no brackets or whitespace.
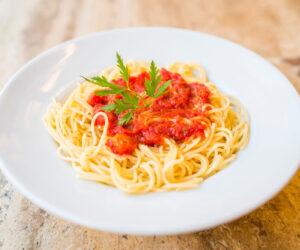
101,103,117,112
116,52,129,84
121,91,135,105
149,61,159,85
132,95,139,106
144,61,162,98
82,76,122,90
114,99,134,114
144,78,153,97
82,53,172,125
95,89,123,96
118,110,134,125
154,80,171,98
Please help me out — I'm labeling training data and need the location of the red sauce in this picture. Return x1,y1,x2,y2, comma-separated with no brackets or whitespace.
87,69,211,155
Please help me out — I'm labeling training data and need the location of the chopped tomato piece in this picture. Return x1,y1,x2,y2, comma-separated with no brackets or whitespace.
190,83,210,104
93,104,116,126
106,134,137,155
112,78,127,87
129,72,150,93
160,68,172,81
87,94,105,107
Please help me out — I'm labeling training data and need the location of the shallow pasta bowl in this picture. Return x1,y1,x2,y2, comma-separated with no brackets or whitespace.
0,27,299,235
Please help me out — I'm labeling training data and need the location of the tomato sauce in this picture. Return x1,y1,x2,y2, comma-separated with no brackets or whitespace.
87,69,210,155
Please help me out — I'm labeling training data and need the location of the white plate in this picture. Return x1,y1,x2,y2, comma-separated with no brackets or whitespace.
0,27,299,235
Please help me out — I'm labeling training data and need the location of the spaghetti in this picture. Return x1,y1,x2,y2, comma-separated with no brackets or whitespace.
44,61,249,193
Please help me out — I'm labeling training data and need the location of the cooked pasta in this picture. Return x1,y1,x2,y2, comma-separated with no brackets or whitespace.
44,61,249,193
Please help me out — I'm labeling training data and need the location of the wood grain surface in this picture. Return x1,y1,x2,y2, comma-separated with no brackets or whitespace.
0,0,299,249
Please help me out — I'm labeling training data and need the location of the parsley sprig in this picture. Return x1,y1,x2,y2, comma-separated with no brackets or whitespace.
82,53,171,125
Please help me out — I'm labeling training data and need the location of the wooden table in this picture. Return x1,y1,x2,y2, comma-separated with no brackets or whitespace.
0,0,299,249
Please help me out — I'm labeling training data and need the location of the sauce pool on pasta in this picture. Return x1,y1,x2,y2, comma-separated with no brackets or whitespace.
88,68,211,155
